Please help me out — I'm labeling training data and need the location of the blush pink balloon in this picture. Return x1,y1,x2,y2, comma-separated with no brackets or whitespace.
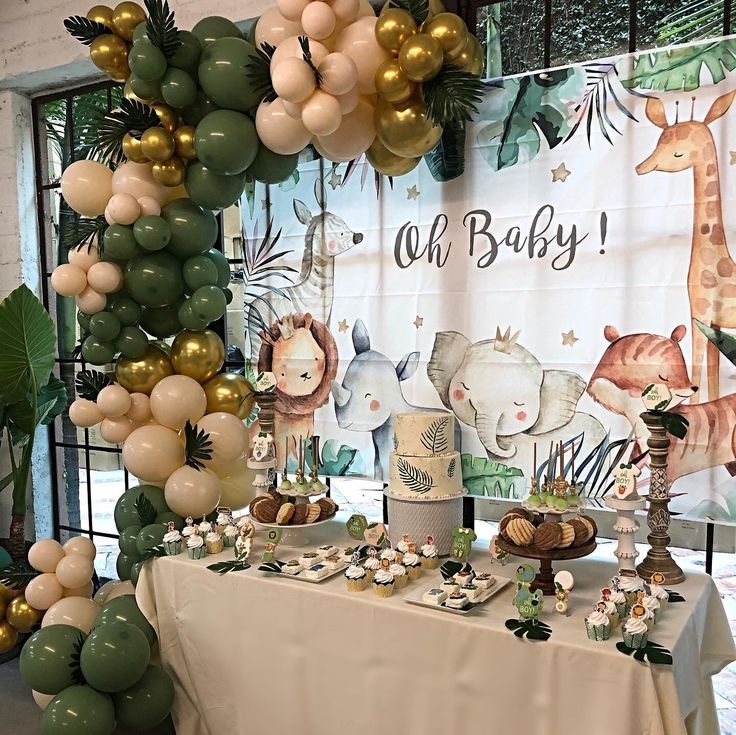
255,8,303,48
301,1,336,40
337,86,360,114
62,581,95,598
282,99,304,119
60,160,113,217
302,90,343,136
100,416,136,444
149,375,207,430
335,16,390,94
28,539,65,573
75,286,107,315
318,52,358,95
105,192,141,225
68,244,100,272
97,384,132,418
256,98,313,155
69,398,104,429
276,0,309,22
122,424,185,482
271,35,329,71
86,262,124,294
126,392,151,422
271,57,316,103
55,554,94,589
50,264,87,297
24,573,63,611
164,465,221,518
112,162,168,205
62,536,97,560
33,691,55,711
137,196,161,216
196,412,250,465
41,597,100,633
330,0,360,22
317,97,376,161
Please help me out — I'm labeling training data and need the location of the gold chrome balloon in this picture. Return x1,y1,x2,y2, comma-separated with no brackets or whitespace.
89,33,129,74
203,373,255,419
173,125,197,160
107,56,132,83
398,34,444,82
452,33,483,76
151,102,179,133
122,133,148,163
171,330,225,383
427,0,446,20
111,1,146,41
366,137,420,176
375,96,443,158
0,581,20,605
5,595,42,634
115,345,174,395
375,9,417,54
141,127,176,162
423,13,467,57
152,156,186,187
86,5,114,27
0,620,18,654
375,59,414,104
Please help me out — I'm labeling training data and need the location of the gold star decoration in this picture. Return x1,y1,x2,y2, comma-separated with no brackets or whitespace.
730,151,736,165
407,185,420,200
413,315,423,329
551,163,571,182
338,319,349,333
328,170,343,190
561,329,579,346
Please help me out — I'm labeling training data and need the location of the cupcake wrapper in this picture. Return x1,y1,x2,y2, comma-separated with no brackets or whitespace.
346,577,367,592
652,607,662,623
607,611,621,629
393,575,408,589
364,570,376,583
164,541,182,556
206,539,224,555
614,602,627,620
585,621,611,641
658,599,668,615
421,557,439,569
407,566,422,580
223,536,236,548
623,630,648,649
188,546,207,560
373,582,395,598
623,591,640,609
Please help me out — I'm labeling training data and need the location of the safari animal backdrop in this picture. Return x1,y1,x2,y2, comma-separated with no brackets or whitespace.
238,35,736,525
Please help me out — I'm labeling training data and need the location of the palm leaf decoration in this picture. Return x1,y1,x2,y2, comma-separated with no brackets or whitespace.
666,590,686,603
70,631,87,685
247,44,278,104
144,0,181,60
208,560,252,574
505,618,552,641
420,416,449,453
75,369,112,400
340,156,390,198
424,124,466,182
258,561,285,574
423,65,484,128
448,457,456,477
616,639,673,665
389,0,428,25
184,420,213,470
87,99,161,164
0,561,39,592
138,545,167,561
299,36,323,86
63,16,111,46
396,458,435,494
135,493,158,526
62,214,108,254
658,1,724,44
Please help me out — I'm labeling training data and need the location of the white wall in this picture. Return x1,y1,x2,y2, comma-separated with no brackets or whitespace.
0,0,268,541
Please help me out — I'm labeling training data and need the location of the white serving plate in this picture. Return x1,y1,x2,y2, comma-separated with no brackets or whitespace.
405,576,511,615
258,560,348,584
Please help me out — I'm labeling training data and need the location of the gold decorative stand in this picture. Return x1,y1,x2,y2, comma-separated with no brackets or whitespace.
636,411,686,584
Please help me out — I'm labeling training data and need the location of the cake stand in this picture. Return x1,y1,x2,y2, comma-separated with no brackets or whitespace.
275,486,327,504
251,516,334,548
605,496,645,574
248,457,276,497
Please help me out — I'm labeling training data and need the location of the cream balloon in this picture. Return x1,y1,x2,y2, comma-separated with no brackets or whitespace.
75,287,107,315
86,261,124,294
105,580,136,601
282,99,304,119
41,597,100,634
330,0,360,22
68,244,101,272
126,392,151,422
60,160,113,217
271,35,329,71
150,375,207,430
111,161,168,205
105,192,141,225
255,7,304,48
164,465,221,517
100,415,136,444
357,0,374,16
24,573,63,611
317,97,376,160
122,424,185,482
33,691,55,711
335,16,391,94
62,536,97,560
28,539,65,573
318,52,358,95
62,581,95,598
96,384,132,418
69,398,104,428
256,98,313,155
50,264,87,297
55,554,94,589
213,457,257,510
337,86,360,114
197,412,250,465
137,196,161,216
301,1,336,40
271,57,316,103
94,579,134,604
302,90,343,136
276,0,309,22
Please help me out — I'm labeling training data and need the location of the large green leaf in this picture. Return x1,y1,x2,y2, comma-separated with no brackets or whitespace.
621,39,736,92
424,124,466,182
0,285,56,403
695,319,736,367
461,453,524,498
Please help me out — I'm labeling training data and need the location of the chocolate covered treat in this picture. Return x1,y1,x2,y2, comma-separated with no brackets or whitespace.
533,522,563,550
504,517,535,546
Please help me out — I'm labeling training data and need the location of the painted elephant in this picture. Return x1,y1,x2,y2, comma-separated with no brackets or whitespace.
427,330,605,474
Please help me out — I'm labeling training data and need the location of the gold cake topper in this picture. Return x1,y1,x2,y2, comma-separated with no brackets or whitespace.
493,326,520,354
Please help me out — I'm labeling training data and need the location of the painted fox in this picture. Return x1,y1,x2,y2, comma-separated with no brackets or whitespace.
587,324,736,482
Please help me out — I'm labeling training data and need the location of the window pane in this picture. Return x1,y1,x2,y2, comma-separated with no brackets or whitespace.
40,99,66,187
492,0,545,76
637,0,724,51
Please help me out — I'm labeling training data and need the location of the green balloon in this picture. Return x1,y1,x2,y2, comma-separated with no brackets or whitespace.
114,485,170,532
20,625,87,695
195,110,258,175
128,38,167,81
133,215,171,251
89,311,121,341
185,161,246,210
82,336,116,365
104,224,139,260
192,16,243,46
0,545,11,569
114,665,175,730
130,561,144,587
190,285,227,323
169,30,201,75
116,552,136,581
41,685,115,735
178,299,210,331
223,286,234,305
139,302,183,338
247,145,299,184
161,198,218,259
181,90,219,127
125,252,184,308
183,255,218,290
80,622,150,693
115,325,149,358
96,595,156,647
77,311,91,331
204,248,231,287
129,73,161,101
119,525,142,556
198,37,260,112
107,295,141,326
136,523,167,555
132,22,149,43
161,67,197,109
243,18,257,45
155,511,184,530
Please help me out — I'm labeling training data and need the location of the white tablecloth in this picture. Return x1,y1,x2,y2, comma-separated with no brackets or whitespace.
137,522,735,735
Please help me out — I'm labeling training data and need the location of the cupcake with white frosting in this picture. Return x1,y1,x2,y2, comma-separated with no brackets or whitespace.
187,533,206,560
389,560,408,589
198,519,213,536
363,554,380,582
622,615,648,649
403,551,422,581
223,524,239,548
216,511,232,535
649,573,669,613
163,523,182,556
585,608,611,641
420,536,439,569
608,588,627,620
205,530,223,555
380,548,397,563
641,594,659,628
617,574,645,610
345,563,368,592
396,535,411,555
372,566,395,598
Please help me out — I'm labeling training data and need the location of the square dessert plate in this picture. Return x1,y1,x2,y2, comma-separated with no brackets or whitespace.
258,561,348,584
405,575,511,615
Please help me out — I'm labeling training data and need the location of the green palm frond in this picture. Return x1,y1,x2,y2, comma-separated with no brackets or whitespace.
424,124,466,182
0,561,39,592
63,16,110,46
144,0,181,59
184,420,213,470
389,0,428,25
299,36,323,86
87,98,160,164
423,65,484,127
75,369,112,400
247,44,278,104
61,214,108,254
658,0,724,44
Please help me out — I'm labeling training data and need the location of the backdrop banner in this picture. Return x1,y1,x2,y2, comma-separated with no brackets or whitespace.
239,35,736,525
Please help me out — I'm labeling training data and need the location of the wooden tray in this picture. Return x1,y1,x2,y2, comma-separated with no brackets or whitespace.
406,576,511,615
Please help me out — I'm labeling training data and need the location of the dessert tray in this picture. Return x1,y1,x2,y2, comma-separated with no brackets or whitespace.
257,559,347,584
405,575,511,616
521,499,583,516
275,487,328,499
251,515,336,547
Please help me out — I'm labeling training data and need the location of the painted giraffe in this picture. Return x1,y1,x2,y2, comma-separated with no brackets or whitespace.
636,90,736,401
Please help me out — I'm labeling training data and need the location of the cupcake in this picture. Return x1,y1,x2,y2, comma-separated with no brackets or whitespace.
420,537,439,569
380,548,397,563
187,533,206,560
372,568,395,598
650,584,669,614
396,534,411,554
345,563,368,592
363,555,380,582
222,525,239,548
182,519,197,544
389,562,408,589
597,598,620,629
205,530,224,555
585,609,611,641
617,575,645,610
216,511,232,535
608,588,627,620
403,552,422,581
622,615,648,649
199,519,213,536
642,594,661,625
163,525,182,556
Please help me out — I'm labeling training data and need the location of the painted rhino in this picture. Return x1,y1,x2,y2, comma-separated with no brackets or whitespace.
427,329,605,475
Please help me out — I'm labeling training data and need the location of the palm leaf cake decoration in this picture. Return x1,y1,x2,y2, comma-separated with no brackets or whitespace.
420,416,449,453
396,458,435,494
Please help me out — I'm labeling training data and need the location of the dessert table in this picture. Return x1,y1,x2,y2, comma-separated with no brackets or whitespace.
136,521,735,735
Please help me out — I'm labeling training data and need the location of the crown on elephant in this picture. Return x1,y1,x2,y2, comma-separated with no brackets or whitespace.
494,326,520,354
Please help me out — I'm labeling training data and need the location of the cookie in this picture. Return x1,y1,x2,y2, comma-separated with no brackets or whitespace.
507,507,534,522
292,504,309,525
276,502,295,525
503,517,535,546
499,513,524,535
317,497,337,520
557,522,576,549
250,497,278,523
579,515,598,537
305,503,322,523
529,511,544,527
267,489,282,503
568,517,591,546
533,522,562,550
